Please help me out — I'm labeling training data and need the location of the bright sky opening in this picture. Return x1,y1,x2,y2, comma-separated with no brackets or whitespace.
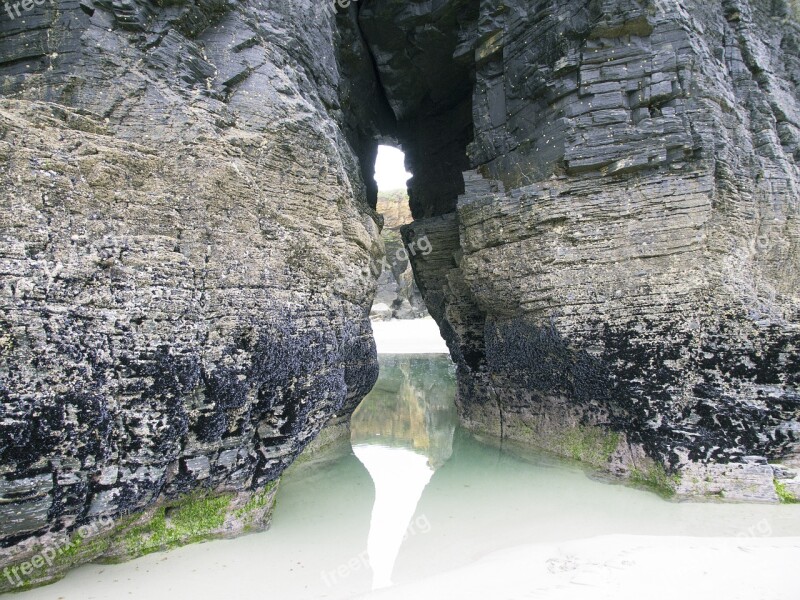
374,145,411,191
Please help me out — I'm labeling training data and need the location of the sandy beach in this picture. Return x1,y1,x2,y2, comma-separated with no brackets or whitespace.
370,318,450,354
360,534,800,600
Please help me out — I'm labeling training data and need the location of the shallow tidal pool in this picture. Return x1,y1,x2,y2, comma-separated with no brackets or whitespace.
11,354,800,600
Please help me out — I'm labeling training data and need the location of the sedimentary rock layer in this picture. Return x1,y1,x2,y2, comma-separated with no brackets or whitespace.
1,0,799,590
0,0,388,588
368,0,800,500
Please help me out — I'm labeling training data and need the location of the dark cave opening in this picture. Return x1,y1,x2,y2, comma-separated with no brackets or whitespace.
351,0,480,220
344,0,488,376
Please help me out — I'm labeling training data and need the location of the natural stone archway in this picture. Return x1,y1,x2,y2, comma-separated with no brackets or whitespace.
359,0,478,219
0,0,798,590
355,0,800,501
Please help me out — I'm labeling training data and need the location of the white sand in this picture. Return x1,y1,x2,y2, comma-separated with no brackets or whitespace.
16,532,800,600
359,534,800,600
371,318,449,354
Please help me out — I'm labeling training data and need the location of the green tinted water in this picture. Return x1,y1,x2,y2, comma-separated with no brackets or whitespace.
14,354,800,600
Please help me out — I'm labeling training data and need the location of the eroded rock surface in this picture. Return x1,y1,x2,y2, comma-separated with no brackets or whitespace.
361,0,800,500
1,0,799,590
0,0,389,588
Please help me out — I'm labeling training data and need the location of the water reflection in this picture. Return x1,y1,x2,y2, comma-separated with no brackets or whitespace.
13,355,800,600
351,354,457,589
352,446,433,588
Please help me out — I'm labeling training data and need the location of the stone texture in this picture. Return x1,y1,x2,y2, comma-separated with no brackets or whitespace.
377,0,800,499
359,0,479,218
0,0,389,588
1,0,799,590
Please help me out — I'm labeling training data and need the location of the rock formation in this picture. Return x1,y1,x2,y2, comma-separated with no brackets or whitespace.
0,0,388,589
371,189,428,320
367,0,800,501
0,0,799,590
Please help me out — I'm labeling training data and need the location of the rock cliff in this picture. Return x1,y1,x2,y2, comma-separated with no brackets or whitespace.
0,0,390,589
369,0,800,500
1,0,799,590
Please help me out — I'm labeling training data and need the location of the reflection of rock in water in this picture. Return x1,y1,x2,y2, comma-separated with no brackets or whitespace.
351,354,456,589
351,355,457,469
352,445,433,589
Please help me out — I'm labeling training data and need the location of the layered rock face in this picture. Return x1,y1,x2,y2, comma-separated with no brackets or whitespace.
1,0,799,589
0,0,391,588
361,0,800,500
